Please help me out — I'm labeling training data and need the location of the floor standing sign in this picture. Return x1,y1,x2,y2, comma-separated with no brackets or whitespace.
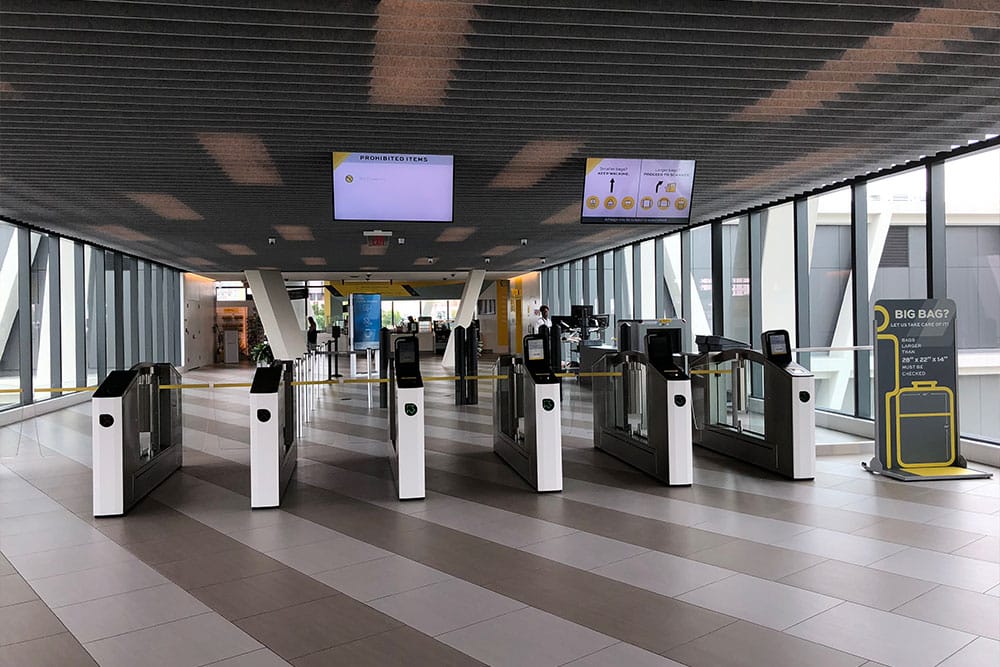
864,298,991,481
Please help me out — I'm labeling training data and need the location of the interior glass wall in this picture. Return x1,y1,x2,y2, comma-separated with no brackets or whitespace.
689,225,713,348
945,146,1000,442
662,235,682,319
639,240,656,319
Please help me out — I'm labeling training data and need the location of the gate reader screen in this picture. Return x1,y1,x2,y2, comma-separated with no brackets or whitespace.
332,152,454,222
526,338,546,361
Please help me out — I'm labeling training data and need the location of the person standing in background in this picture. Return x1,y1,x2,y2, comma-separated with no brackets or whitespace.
306,316,318,349
535,305,552,332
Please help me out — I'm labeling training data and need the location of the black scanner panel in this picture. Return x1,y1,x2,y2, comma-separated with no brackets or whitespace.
394,337,423,388
645,331,685,379
761,329,793,367
523,334,559,384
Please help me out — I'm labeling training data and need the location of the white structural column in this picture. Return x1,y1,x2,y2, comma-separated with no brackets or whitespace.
441,269,486,369
245,270,307,361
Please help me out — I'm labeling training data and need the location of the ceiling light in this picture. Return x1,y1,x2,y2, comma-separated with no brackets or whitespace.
94,225,152,242
482,245,518,257
198,133,282,185
541,203,580,226
435,226,475,242
370,0,474,107
125,192,203,220
489,140,581,189
181,257,213,267
302,257,325,266
274,225,314,241
361,243,387,256
218,243,255,256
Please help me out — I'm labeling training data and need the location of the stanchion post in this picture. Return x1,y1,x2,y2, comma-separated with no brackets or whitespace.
378,327,390,409
454,326,466,405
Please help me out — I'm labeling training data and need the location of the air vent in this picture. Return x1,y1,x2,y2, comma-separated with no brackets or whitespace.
879,227,910,268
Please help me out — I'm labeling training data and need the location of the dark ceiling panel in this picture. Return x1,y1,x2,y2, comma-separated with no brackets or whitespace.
1,0,998,274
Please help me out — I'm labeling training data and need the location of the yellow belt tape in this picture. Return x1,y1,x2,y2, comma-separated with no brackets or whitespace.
690,369,732,376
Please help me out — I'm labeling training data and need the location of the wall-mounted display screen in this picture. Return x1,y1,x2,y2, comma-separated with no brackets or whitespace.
768,334,788,355
332,152,454,222
581,158,696,223
526,338,546,361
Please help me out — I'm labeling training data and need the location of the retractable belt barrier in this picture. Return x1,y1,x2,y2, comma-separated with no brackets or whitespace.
13,371,626,396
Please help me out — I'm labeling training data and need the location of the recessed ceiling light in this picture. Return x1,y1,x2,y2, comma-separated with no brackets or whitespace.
181,257,213,267
541,203,580,226
274,225,314,241
435,226,475,242
489,140,581,189
361,243,387,256
218,243,255,256
483,245,518,257
94,224,152,242
302,257,325,266
198,133,283,185
370,0,474,106
125,192,203,220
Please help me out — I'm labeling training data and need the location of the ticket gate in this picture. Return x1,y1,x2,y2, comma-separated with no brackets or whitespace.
92,363,182,517
592,330,693,485
688,329,815,480
493,334,562,492
249,361,297,509
388,336,425,500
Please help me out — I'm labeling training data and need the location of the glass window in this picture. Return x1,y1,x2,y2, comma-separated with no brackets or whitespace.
721,217,750,344
808,187,855,414
868,168,927,306
586,257,598,311
618,246,633,320
760,204,797,345
30,232,53,401
105,250,119,371
570,259,583,306
945,146,1000,442
688,225,713,349
60,238,80,389
639,240,655,319
84,244,103,385
662,235,682,319
0,221,21,409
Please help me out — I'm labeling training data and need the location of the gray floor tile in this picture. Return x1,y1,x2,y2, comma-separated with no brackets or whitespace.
154,546,286,589
869,547,1000,593
84,611,262,667
207,648,291,666
665,620,865,667
313,554,453,601
124,527,244,565
0,599,66,646
778,559,936,611
0,521,105,556
893,585,1000,640
786,601,976,667
591,550,734,597
563,642,686,666
265,536,389,574
0,554,14,577
693,511,812,545
0,496,64,519
4,538,136,581
190,568,334,620
293,626,486,667
851,518,984,553
0,573,38,607
235,595,400,660
437,607,617,667
228,519,337,553
52,583,210,643
370,578,526,636
30,559,168,608
938,637,1000,667
688,539,826,580
774,528,908,566
952,536,1000,563
677,573,841,631
0,631,98,667
521,531,649,570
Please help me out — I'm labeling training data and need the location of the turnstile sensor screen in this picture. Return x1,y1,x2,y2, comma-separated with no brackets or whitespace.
768,334,788,355
526,338,546,361
398,345,417,365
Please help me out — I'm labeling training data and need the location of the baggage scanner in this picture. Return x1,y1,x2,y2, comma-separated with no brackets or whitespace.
250,361,297,509
592,327,693,485
493,334,563,492
389,336,425,499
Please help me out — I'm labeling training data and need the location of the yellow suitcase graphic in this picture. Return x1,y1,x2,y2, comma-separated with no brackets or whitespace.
894,380,955,467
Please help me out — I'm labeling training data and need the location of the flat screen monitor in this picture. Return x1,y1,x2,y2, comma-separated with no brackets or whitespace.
768,334,788,356
570,304,594,322
581,158,696,224
396,339,418,365
526,338,546,361
332,152,454,222
761,329,793,366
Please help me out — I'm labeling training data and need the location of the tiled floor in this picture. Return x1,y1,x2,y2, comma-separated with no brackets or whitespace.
1,361,998,667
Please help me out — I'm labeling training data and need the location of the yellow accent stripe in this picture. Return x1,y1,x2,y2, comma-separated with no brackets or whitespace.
904,466,981,477
691,369,732,376
0,388,23,394
898,412,952,418
32,387,98,393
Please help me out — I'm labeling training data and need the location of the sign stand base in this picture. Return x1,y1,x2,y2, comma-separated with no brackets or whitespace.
862,456,992,482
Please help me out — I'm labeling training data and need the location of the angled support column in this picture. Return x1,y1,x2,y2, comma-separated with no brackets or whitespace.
245,270,307,361
442,270,486,370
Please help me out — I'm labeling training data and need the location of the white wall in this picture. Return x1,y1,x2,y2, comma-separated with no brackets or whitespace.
478,282,498,352
182,274,216,370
